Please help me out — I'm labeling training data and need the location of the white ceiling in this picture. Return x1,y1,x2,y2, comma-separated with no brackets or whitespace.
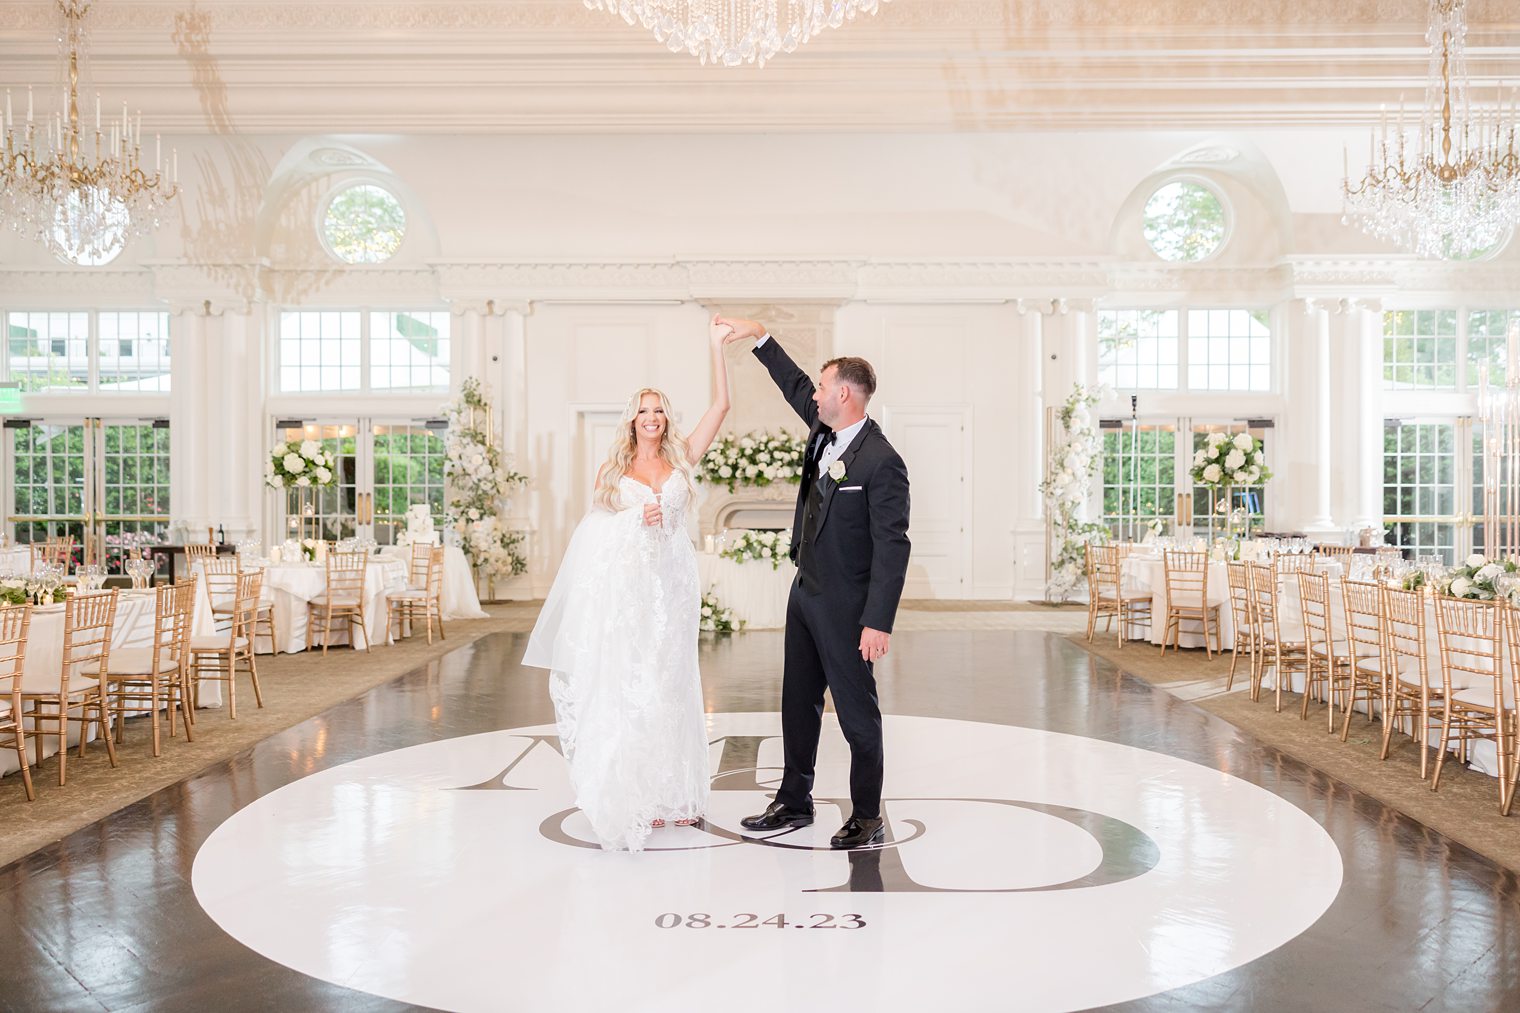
1,0,1518,132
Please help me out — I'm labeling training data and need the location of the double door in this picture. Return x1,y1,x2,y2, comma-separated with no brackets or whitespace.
1101,416,1273,540
272,418,448,544
4,417,171,571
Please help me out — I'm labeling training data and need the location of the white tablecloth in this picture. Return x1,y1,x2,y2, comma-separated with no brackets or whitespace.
1120,555,1343,651
2,590,220,777
194,558,409,653
697,551,795,630
379,544,487,620
0,546,32,575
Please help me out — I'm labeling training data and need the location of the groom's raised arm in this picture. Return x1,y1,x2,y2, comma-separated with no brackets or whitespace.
752,335,819,429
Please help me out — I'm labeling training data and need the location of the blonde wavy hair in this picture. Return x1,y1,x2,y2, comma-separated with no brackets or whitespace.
593,387,694,512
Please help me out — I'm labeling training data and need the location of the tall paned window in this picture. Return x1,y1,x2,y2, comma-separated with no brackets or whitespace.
4,310,172,393
1383,421,1458,561
1102,424,1177,537
371,424,447,543
1099,308,1272,393
278,310,450,393
1382,310,1458,389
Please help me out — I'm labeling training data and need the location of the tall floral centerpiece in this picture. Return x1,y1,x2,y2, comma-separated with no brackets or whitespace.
443,378,529,592
1190,431,1271,540
266,438,338,540
1041,383,1109,602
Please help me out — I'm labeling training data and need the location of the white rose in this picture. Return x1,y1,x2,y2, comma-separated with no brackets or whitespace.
299,439,322,459
283,453,305,473
313,467,332,484
1203,464,1222,482
1253,452,1265,465
1478,563,1501,581
295,476,311,487
1451,576,1473,597
719,465,732,478
1233,471,1248,484
1193,450,1206,466
1208,432,1227,446
1206,445,1219,459
266,475,283,489
745,465,758,477
740,438,755,450
1232,433,1253,452
1225,450,1245,470
761,546,771,557
1467,554,1487,569
1247,466,1261,482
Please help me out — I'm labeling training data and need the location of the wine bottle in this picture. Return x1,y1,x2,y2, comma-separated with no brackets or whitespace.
216,524,226,545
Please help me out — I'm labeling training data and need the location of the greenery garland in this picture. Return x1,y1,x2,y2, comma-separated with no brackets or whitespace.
697,430,806,493
443,378,530,579
1040,383,1110,602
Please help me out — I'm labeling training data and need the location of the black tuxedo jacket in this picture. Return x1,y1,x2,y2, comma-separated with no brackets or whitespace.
754,338,911,634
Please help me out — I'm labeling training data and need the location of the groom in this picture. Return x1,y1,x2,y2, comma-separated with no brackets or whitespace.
719,317,911,850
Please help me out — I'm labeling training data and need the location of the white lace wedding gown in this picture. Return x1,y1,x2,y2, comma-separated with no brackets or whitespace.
523,472,710,852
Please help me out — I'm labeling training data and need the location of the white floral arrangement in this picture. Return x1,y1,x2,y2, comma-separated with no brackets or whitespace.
1191,431,1273,490
718,529,791,570
700,589,741,633
697,430,806,493
1430,553,1519,601
443,378,529,579
266,439,337,489
1039,383,1111,602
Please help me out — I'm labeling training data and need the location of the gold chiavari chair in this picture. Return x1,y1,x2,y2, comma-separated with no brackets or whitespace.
20,589,119,785
1379,584,1446,780
1273,553,1316,574
1113,542,1139,560
1160,550,1221,658
184,542,219,565
1083,544,1151,648
1315,544,1356,560
1225,561,1256,691
1431,594,1512,811
100,579,197,756
191,570,264,720
29,536,73,572
408,540,434,585
1339,579,1390,742
0,604,34,800
206,556,277,654
309,551,371,655
1500,600,1520,816
1296,569,1345,730
388,545,448,645
1246,561,1308,710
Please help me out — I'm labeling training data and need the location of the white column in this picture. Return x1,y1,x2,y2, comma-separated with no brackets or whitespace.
168,304,211,540
1350,299,1385,531
1304,300,1336,533
1013,304,1048,600
454,305,486,397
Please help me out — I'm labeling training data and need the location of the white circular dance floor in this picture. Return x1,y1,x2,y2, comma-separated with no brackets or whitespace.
193,713,1342,1012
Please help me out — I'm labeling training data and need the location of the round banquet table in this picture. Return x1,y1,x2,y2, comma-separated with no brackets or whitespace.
0,546,33,575
2,588,221,777
378,543,487,620
696,551,795,630
193,557,410,654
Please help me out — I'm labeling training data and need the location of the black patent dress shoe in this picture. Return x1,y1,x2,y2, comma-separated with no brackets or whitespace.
740,801,815,831
830,817,885,849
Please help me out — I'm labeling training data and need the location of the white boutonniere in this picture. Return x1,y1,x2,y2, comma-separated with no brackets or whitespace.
827,460,847,483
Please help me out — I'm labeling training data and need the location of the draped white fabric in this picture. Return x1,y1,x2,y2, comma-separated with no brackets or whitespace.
524,474,709,852
193,558,409,653
696,551,794,629
379,544,487,620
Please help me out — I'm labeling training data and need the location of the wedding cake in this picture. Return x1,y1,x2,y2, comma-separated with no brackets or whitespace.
401,504,439,545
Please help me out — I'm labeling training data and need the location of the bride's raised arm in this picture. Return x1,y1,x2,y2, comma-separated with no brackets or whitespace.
684,314,733,464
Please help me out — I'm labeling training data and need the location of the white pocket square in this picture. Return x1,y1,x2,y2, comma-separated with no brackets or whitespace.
838,486,864,492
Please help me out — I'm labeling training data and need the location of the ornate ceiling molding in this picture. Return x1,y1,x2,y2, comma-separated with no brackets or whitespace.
3,256,1517,306
2,1,1516,131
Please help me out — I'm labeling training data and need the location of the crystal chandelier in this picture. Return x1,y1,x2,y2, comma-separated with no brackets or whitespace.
0,1,178,265
583,0,887,67
1342,0,1520,260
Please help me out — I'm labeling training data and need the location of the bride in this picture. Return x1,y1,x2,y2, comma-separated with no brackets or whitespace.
523,316,733,852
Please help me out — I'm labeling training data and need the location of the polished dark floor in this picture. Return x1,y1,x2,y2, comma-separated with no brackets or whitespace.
2,629,1519,1011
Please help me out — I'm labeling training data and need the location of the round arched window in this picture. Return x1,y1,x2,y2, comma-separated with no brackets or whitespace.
321,183,406,264
1142,181,1227,262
